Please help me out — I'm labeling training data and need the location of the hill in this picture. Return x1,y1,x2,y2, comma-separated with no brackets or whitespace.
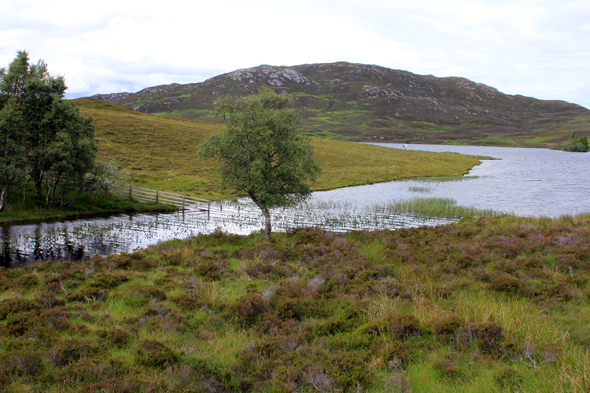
76,99,482,200
102,62,590,148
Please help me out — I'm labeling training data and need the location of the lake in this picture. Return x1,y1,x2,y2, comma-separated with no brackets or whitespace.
1,144,588,267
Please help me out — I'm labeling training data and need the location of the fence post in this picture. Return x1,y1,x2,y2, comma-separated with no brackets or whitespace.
182,195,186,210
129,184,132,199
208,201,210,219
156,190,159,204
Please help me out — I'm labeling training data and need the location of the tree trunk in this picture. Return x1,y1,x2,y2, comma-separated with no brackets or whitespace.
262,207,272,238
34,171,43,198
0,186,7,212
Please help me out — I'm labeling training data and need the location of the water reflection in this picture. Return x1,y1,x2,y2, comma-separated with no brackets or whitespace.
0,200,452,267
2,144,589,267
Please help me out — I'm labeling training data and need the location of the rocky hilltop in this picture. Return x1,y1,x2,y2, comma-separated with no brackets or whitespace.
88,92,132,101
107,62,590,146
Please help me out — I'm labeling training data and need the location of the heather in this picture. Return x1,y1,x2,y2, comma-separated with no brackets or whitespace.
1,214,589,392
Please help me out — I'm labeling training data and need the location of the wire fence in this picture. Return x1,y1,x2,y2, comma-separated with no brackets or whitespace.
111,185,211,211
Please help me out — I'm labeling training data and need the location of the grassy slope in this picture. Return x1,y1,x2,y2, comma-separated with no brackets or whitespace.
1,214,589,392
113,63,590,149
78,99,482,200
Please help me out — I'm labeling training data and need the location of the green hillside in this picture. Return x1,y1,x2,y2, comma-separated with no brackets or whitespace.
99,62,590,148
77,99,482,201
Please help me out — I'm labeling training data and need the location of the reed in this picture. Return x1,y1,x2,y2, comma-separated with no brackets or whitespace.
381,197,501,218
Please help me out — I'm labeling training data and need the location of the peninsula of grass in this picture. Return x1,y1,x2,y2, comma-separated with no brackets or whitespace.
77,99,484,201
1,213,589,392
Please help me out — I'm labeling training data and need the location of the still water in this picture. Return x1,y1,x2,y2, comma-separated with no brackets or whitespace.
1,144,588,266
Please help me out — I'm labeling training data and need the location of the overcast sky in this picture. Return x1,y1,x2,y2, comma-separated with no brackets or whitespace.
2,0,589,109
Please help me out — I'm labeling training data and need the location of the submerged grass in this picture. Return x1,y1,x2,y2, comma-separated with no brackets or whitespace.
381,197,502,219
408,186,431,192
1,214,589,392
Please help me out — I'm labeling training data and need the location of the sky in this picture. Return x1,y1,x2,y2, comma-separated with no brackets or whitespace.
2,0,589,109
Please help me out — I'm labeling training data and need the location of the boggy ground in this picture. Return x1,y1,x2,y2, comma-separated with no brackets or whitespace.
1,214,589,392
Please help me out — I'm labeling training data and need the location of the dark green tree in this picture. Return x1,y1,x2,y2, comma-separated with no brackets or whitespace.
0,98,26,211
198,87,321,238
562,131,589,152
0,51,96,209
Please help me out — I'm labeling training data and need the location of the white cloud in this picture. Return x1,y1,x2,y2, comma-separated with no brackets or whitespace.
1,0,589,108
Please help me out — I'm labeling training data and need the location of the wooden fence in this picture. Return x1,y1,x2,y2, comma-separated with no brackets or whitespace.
112,185,211,212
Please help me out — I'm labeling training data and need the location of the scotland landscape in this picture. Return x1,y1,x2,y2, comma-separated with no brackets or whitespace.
99,62,590,149
1,55,590,393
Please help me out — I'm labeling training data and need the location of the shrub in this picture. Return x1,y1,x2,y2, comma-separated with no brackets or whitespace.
494,366,523,389
488,272,521,294
270,296,314,320
49,338,104,367
170,294,197,311
106,252,155,270
433,357,461,379
433,314,464,339
133,286,166,301
55,358,115,382
463,322,503,355
97,328,132,348
387,313,421,339
39,307,70,331
195,259,233,281
0,298,41,320
82,286,109,302
243,259,294,279
316,312,357,335
369,337,412,367
327,350,374,391
136,339,180,368
17,273,39,288
89,273,128,289
0,349,45,378
232,293,267,327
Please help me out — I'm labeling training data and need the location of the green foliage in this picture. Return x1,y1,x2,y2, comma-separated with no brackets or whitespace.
198,87,321,237
562,131,589,152
0,51,97,211
0,98,26,211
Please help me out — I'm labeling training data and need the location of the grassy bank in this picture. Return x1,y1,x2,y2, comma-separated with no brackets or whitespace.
0,189,175,224
78,99,484,200
1,214,589,392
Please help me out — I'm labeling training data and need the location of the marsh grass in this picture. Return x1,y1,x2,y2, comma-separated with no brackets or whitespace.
359,240,388,265
408,186,431,192
381,197,502,218
453,292,569,345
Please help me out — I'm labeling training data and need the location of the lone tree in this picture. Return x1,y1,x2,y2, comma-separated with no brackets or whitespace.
198,87,321,238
